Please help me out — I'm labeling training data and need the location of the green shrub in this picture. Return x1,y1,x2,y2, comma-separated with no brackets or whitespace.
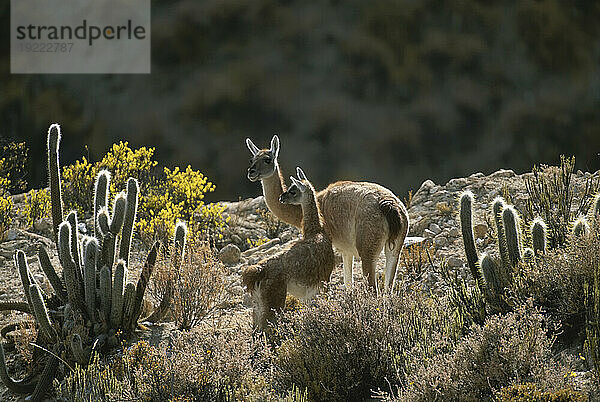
22,188,51,228
402,304,573,401
54,352,126,401
272,285,458,402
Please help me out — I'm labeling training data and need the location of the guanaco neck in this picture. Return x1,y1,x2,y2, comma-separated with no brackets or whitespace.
261,163,303,228
300,186,325,238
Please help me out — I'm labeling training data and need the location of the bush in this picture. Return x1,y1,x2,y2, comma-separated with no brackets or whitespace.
0,141,28,194
272,285,458,402
522,155,598,248
151,240,228,330
62,142,157,216
0,194,12,240
22,188,51,228
61,142,226,245
402,304,574,401
498,382,587,402
513,227,600,338
55,352,126,401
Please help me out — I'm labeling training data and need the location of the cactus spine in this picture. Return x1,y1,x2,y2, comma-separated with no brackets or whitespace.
38,245,68,303
531,218,547,255
132,242,159,328
121,283,136,332
97,207,110,237
66,211,82,275
119,178,139,266
58,222,86,315
492,197,511,268
94,170,110,237
15,251,34,313
523,247,535,262
479,253,501,300
502,205,522,266
84,238,99,320
28,284,57,342
47,123,63,241
110,261,127,329
110,192,127,234
460,191,483,285
99,266,112,322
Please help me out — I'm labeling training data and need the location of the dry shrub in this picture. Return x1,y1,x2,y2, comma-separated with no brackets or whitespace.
14,317,37,367
272,284,458,402
402,303,575,401
400,241,434,284
498,382,587,402
151,240,228,330
513,227,600,338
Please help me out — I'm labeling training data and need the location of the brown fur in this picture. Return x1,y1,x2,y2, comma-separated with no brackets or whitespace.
247,138,410,291
241,178,334,331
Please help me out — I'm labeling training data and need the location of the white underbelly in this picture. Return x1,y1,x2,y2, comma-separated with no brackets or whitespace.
287,281,319,300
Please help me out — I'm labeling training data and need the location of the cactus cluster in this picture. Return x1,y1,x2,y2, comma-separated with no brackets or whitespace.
458,192,549,313
459,188,599,315
0,124,185,401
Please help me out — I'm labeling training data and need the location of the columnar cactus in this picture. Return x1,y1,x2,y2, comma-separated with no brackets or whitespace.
502,205,522,267
47,123,63,241
119,178,139,266
460,191,483,285
0,124,176,400
530,218,547,255
93,170,110,237
492,197,511,268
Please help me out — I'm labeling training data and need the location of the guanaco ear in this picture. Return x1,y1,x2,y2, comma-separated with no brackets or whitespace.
290,176,306,192
246,138,260,156
270,135,280,160
296,166,307,182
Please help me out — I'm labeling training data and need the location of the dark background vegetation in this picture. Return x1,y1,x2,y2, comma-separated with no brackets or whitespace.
0,0,599,200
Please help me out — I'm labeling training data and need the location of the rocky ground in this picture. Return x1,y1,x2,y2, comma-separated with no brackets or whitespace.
0,167,597,400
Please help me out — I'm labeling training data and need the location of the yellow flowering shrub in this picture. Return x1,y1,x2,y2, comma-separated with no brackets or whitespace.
246,237,269,248
62,142,157,215
22,189,51,228
0,194,12,240
61,142,227,246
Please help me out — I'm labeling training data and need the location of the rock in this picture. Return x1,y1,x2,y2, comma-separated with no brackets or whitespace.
418,179,436,193
473,223,488,239
433,235,447,247
429,223,441,235
447,178,468,188
6,229,18,241
490,169,516,178
33,218,51,232
448,227,459,237
447,257,463,267
423,229,436,237
219,244,241,265
230,234,242,245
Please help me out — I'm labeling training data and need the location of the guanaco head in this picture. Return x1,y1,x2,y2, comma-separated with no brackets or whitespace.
279,167,311,205
246,135,280,182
